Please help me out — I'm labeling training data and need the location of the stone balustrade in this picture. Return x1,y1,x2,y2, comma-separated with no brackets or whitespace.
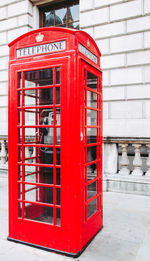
1,136,150,195
103,137,150,176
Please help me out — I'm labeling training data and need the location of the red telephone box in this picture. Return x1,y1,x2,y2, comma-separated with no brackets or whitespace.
8,27,103,257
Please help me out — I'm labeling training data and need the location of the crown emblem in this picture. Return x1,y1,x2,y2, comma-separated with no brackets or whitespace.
87,39,90,48
36,33,44,42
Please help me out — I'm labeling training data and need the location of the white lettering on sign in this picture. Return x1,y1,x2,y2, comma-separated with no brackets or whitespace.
16,40,66,58
79,43,97,64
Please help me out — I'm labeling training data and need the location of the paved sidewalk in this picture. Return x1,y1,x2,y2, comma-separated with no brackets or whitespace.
0,174,150,261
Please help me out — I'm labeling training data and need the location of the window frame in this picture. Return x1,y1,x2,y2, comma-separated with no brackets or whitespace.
39,0,79,29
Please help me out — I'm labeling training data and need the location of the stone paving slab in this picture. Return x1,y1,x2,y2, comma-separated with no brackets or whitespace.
0,175,150,261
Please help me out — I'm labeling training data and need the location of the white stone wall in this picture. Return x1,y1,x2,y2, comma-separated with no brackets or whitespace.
1,0,150,139
80,0,150,138
0,0,39,136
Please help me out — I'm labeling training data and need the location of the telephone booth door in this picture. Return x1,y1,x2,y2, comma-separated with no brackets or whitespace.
8,57,76,253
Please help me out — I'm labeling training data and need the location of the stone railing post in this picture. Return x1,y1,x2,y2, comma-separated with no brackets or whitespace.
146,145,150,176
132,144,143,176
0,140,7,164
104,143,118,174
119,144,130,175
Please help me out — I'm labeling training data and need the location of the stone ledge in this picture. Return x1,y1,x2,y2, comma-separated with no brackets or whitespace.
104,174,150,196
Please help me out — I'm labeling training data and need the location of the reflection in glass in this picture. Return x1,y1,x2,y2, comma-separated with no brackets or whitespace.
44,11,54,26
87,109,97,126
69,4,79,22
56,128,61,145
87,146,96,163
88,181,97,200
87,163,97,180
87,128,97,144
55,7,66,25
87,91,97,108
56,108,61,125
88,198,97,218
24,68,53,87
87,72,97,91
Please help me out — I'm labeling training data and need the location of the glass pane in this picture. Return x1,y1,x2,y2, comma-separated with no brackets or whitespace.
24,203,53,224
55,7,67,25
18,202,22,218
87,72,97,91
44,11,54,26
56,108,61,125
88,181,97,200
25,184,53,204
24,69,53,87
87,109,97,126
56,148,60,165
88,198,97,218
24,165,54,185
24,147,53,165
56,128,61,145
56,67,60,84
56,168,60,185
24,88,53,107
18,72,22,89
18,165,22,181
56,188,60,205
24,127,54,145
69,4,79,22
18,110,22,126
87,91,97,108
18,91,22,107
24,108,54,126
87,146,97,163
56,87,60,104
87,163,97,180
87,128,97,144
56,208,60,226
18,147,22,163
18,183,22,200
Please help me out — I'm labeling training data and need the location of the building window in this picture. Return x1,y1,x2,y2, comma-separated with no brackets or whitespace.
39,1,79,29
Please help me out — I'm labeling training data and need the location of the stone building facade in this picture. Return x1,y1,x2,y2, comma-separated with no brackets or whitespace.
0,0,150,194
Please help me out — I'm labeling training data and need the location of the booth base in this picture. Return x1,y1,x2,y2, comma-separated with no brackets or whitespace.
7,227,103,258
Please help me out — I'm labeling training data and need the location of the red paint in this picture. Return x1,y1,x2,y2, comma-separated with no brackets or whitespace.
8,27,103,256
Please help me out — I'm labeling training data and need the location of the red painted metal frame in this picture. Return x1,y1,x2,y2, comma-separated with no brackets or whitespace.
8,27,102,256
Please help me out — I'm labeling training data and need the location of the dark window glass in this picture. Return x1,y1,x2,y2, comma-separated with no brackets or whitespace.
40,1,79,29
87,72,98,91
24,69,53,87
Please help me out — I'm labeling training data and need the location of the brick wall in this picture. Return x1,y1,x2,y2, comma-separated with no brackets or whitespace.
80,0,150,137
0,0,38,135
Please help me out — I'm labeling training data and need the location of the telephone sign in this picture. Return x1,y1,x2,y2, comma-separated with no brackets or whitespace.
8,27,103,257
